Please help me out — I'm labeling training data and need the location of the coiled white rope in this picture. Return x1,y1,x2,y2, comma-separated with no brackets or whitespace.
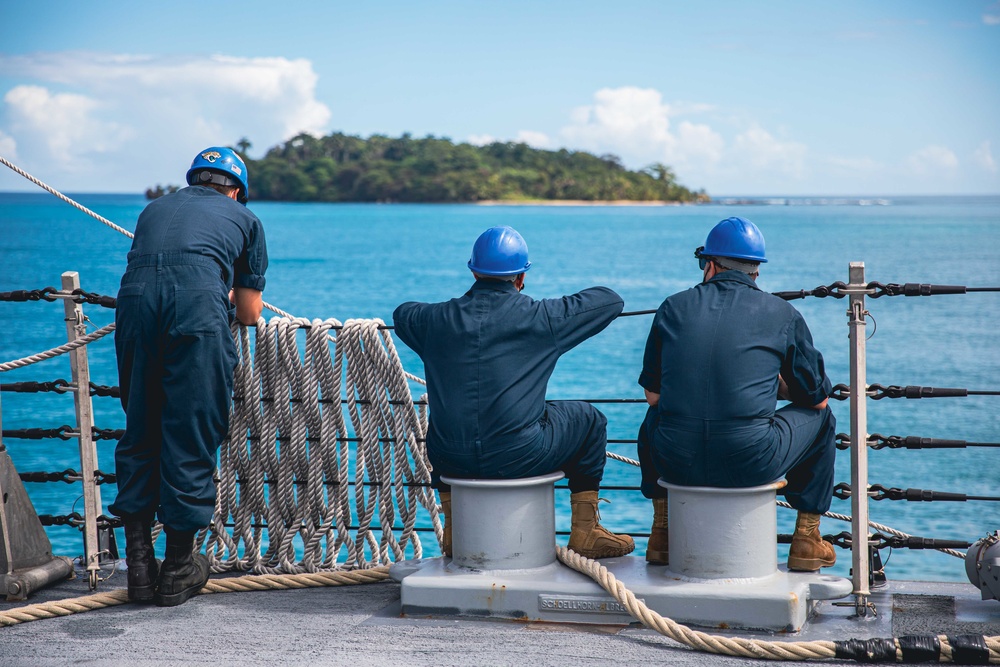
203,317,438,574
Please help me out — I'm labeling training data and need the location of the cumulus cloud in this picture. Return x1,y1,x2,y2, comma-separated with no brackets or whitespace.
560,86,676,164
731,125,808,178
906,145,959,175
973,141,997,172
556,86,811,189
984,13,1000,25
0,128,17,159
467,130,551,149
4,85,133,170
466,134,497,146
0,52,331,191
515,130,551,148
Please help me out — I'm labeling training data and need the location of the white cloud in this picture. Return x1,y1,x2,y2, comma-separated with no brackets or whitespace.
983,14,1000,25
515,130,551,148
674,121,725,166
0,52,331,191
731,125,808,178
466,134,497,146
4,85,133,171
560,86,675,165
973,141,997,173
554,86,816,191
906,145,959,175
0,129,17,159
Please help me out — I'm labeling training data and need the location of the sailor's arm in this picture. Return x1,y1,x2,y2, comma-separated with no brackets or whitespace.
644,389,659,407
233,287,264,325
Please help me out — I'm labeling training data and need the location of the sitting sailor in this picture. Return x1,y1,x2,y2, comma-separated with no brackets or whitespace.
636,216,837,571
393,225,634,560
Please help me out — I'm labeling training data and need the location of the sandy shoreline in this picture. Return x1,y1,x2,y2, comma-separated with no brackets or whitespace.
474,199,687,206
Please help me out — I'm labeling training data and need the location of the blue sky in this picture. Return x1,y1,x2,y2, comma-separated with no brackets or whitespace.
0,1,997,196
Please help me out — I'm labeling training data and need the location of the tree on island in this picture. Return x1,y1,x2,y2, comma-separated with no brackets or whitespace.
147,133,708,203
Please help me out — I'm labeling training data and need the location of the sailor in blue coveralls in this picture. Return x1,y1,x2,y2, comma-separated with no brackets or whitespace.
393,226,634,559
111,147,268,606
636,217,837,572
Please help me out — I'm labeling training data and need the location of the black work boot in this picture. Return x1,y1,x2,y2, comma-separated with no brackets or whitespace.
153,529,210,607
122,513,159,602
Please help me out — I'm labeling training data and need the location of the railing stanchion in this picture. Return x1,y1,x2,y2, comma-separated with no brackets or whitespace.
61,271,103,589
847,262,872,615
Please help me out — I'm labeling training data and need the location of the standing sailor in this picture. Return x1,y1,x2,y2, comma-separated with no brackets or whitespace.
393,226,634,559
111,147,268,606
636,217,837,571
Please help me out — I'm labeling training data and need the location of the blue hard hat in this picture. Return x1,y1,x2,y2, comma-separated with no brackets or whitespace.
186,146,249,204
468,226,531,276
699,216,767,263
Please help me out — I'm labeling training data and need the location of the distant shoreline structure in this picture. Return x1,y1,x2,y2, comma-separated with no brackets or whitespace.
474,197,894,206
712,197,892,206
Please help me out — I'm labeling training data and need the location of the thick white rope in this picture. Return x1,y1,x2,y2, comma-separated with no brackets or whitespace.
0,323,116,372
557,547,1000,663
0,155,135,239
205,317,437,574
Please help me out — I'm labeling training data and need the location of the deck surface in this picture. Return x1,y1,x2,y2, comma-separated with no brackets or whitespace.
0,564,997,666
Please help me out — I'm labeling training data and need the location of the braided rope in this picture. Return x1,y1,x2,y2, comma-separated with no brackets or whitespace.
0,566,389,628
557,547,1000,663
0,155,136,239
557,546,836,660
0,323,116,372
208,318,436,574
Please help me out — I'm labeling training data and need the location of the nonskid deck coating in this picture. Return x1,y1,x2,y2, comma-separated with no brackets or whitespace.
0,566,996,667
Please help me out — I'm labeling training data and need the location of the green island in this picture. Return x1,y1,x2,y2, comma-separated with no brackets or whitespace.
146,133,708,203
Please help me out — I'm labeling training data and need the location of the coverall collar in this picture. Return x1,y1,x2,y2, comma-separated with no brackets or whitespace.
469,278,520,294
707,269,760,291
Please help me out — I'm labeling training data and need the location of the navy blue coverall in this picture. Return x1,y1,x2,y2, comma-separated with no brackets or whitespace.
110,186,268,531
636,270,836,514
393,280,623,492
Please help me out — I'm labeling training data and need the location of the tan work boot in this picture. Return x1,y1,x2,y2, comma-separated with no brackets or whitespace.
646,497,668,565
567,491,635,559
439,491,452,557
787,512,836,571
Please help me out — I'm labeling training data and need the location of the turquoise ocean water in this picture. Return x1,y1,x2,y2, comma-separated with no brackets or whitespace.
1,192,998,583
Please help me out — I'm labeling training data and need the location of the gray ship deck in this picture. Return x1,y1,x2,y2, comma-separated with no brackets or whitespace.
1,565,996,666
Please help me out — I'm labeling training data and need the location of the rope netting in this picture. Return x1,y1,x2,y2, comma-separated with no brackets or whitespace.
201,317,439,574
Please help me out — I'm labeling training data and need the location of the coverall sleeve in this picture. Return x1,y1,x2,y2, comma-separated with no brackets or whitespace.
234,218,269,292
544,286,625,354
637,307,663,394
780,311,833,407
392,302,426,356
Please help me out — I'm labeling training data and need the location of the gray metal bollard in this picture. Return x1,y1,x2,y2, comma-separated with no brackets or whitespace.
659,479,784,579
442,472,564,570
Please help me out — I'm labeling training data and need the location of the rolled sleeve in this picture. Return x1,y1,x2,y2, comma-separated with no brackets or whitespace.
782,313,832,406
234,221,268,291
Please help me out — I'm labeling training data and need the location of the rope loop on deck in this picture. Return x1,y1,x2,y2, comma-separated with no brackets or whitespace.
557,547,1000,663
0,566,390,628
